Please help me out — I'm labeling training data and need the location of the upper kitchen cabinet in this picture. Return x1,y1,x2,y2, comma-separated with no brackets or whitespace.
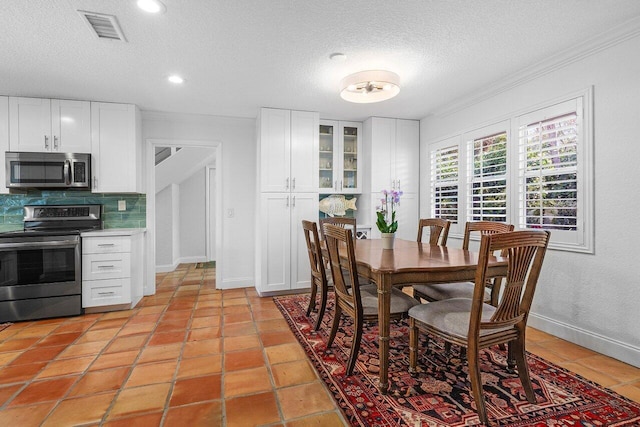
0,96,8,194
366,117,419,194
9,97,91,153
318,120,362,194
259,108,318,193
91,102,143,193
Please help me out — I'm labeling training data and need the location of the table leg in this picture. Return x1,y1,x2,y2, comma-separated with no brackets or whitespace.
377,273,391,394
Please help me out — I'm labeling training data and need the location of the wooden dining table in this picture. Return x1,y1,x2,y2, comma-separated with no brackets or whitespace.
342,238,508,394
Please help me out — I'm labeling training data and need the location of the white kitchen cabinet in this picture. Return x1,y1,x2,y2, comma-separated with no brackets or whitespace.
91,102,143,193
9,97,91,153
318,120,362,194
0,96,8,194
259,108,318,193
365,117,420,239
369,192,419,240
367,117,419,193
258,192,318,293
81,230,144,310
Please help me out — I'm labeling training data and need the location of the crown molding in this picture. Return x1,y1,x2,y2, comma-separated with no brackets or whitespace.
431,15,640,119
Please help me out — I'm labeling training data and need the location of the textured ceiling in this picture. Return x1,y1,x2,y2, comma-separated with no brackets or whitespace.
1,1,640,121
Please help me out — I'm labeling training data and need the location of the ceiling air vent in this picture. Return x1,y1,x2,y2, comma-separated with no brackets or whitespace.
78,10,127,42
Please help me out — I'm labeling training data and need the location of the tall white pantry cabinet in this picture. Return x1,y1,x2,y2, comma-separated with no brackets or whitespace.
256,108,319,294
364,117,420,241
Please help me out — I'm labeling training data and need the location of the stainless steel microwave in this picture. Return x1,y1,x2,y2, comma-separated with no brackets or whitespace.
5,152,91,189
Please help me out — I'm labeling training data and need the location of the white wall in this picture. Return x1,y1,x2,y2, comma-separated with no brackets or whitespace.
155,184,175,268
179,168,207,262
143,112,256,289
420,35,640,367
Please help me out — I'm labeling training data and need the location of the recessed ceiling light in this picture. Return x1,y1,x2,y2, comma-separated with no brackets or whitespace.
137,0,166,14
168,75,184,84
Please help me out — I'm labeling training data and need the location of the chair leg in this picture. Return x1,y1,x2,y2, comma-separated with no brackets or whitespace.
306,280,317,317
345,314,363,376
409,318,418,373
506,341,516,372
326,303,342,349
313,284,328,331
513,336,536,403
467,343,489,425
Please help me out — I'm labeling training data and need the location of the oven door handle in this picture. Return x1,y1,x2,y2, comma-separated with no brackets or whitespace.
64,160,72,185
0,240,79,250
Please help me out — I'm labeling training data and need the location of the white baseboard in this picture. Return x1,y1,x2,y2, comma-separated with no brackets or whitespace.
219,277,254,290
178,256,207,264
155,256,207,273
528,312,640,368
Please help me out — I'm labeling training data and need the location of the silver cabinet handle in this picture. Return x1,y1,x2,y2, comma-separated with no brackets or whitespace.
97,243,115,247
93,177,98,189
97,291,116,296
334,180,337,190
54,136,59,150
286,196,289,207
285,177,289,190
397,179,401,191
292,177,295,190
340,180,343,191
292,196,296,207
97,265,115,268
44,135,49,149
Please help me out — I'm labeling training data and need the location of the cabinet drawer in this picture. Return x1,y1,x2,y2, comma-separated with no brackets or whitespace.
82,253,131,280
82,278,131,307
83,236,131,254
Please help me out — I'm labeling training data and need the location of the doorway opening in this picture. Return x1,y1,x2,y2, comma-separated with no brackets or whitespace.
145,139,222,295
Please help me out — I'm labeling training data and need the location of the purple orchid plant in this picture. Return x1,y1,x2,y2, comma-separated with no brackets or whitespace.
376,189,403,233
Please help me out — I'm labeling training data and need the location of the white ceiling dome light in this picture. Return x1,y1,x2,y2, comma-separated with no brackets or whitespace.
137,0,166,14
340,70,400,103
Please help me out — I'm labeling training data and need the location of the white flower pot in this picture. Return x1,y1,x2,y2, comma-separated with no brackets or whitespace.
381,232,395,250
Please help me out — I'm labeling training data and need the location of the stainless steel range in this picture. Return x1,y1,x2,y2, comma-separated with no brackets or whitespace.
0,205,102,322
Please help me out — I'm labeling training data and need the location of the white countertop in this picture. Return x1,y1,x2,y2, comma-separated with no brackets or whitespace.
81,228,146,237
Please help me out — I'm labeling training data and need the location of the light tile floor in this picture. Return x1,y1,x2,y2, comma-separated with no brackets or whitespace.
0,264,638,426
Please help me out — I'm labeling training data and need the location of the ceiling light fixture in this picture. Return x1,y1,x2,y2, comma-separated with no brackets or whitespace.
137,0,166,14
168,75,184,84
340,70,400,103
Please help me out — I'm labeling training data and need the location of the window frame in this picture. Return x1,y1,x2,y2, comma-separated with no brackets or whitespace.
427,88,594,253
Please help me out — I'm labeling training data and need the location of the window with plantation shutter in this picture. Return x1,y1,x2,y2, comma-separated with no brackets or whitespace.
468,132,508,222
430,141,459,224
515,94,592,253
519,112,578,231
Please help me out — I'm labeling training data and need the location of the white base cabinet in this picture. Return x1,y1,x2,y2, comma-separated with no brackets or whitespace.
81,230,144,310
257,193,318,294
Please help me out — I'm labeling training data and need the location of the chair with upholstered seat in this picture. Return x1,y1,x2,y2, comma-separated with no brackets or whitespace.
408,230,550,425
302,220,333,330
323,223,419,376
417,218,451,246
413,221,514,305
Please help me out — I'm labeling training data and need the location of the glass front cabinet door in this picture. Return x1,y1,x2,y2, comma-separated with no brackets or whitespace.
318,120,362,194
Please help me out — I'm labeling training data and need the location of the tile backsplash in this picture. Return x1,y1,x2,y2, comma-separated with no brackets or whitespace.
0,191,146,232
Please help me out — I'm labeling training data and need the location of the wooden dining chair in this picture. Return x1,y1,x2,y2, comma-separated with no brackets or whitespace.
417,218,451,246
301,220,333,330
323,223,419,376
319,217,357,241
408,230,550,425
413,221,514,305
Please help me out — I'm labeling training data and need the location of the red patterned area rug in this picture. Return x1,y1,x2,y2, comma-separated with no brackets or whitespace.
273,294,640,426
